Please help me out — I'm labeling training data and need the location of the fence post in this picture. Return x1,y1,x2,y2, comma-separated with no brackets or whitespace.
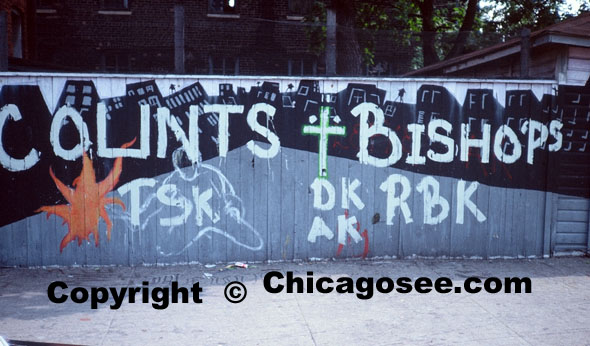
326,7,336,76
520,28,530,78
0,12,7,71
174,5,185,74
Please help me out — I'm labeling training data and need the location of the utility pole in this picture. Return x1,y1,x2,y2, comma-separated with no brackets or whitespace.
0,12,7,71
325,7,336,76
520,28,530,78
174,5,185,74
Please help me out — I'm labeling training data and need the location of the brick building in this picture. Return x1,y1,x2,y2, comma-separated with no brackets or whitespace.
30,0,321,75
1,0,34,60
2,0,412,75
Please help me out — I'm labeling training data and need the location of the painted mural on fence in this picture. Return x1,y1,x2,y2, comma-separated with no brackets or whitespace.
0,78,588,258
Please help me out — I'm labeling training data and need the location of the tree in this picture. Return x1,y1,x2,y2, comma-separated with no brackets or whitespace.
305,0,419,75
481,0,565,38
332,0,364,75
416,0,482,65
318,0,483,73
305,0,581,74
445,0,479,59
416,0,439,66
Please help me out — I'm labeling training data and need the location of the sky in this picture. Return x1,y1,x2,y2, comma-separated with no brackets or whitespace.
559,0,588,14
481,0,588,19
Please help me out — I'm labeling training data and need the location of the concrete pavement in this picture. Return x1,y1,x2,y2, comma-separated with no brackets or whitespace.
1,257,589,346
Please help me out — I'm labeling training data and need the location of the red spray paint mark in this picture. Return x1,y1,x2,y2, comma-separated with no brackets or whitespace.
336,243,344,256
336,209,369,259
359,230,369,259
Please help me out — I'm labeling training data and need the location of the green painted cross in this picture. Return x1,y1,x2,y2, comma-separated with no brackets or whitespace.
302,106,346,179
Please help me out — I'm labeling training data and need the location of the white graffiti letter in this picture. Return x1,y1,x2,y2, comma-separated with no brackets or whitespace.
493,125,522,164
246,103,280,159
341,178,365,210
307,216,334,243
460,122,491,163
337,214,362,244
204,104,244,158
157,184,192,227
548,120,563,152
456,180,487,224
379,173,413,225
192,186,220,226
521,119,548,164
415,176,449,225
97,103,150,158
50,105,91,161
406,123,426,165
351,102,402,167
157,106,200,163
117,178,157,226
310,177,335,211
427,119,454,163
0,104,40,171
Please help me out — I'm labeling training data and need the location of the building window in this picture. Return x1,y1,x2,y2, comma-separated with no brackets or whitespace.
37,0,55,8
288,57,317,76
288,0,312,18
101,0,129,9
10,9,23,58
209,0,237,14
208,56,239,75
98,0,131,14
102,52,130,72
36,1,57,14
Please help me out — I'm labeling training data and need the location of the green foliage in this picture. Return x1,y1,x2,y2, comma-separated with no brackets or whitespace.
303,1,327,57
432,3,467,31
304,0,585,73
355,2,391,66
482,0,565,38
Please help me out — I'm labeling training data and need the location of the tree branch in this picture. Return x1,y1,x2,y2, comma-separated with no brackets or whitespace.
445,0,479,60
417,0,440,66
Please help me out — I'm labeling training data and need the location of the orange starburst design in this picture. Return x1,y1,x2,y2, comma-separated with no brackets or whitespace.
37,139,136,252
